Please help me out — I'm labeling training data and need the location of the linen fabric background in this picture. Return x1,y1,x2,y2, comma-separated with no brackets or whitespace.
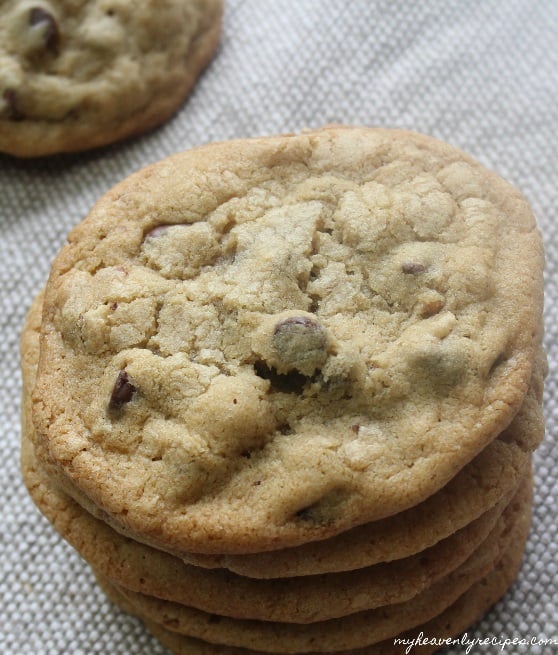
1,1,557,653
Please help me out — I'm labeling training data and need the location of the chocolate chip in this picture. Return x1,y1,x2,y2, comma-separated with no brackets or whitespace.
278,423,293,435
2,89,24,121
295,505,315,522
410,346,465,392
274,316,318,333
272,316,329,375
294,493,340,526
109,370,136,411
29,7,60,52
402,262,427,274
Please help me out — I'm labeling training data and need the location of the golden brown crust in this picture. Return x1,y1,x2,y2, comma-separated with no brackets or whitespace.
21,422,528,625
23,293,546,583
21,292,539,628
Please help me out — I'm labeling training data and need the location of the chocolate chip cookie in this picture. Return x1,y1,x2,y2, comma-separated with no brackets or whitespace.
0,0,223,156
31,127,544,555
21,422,524,624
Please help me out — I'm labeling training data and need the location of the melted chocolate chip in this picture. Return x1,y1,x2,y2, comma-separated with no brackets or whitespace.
278,422,293,435
29,7,60,52
109,370,136,411
402,262,427,274
294,498,335,526
295,505,315,521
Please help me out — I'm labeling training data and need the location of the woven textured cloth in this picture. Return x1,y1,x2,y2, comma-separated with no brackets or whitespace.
1,1,557,653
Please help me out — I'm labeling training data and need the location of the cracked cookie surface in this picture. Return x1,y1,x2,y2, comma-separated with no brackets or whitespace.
0,0,223,156
32,126,544,554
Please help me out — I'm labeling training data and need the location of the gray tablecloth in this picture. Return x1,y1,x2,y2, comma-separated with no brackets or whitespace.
1,2,557,653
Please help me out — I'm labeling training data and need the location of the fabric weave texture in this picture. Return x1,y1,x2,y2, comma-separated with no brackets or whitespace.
1,1,556,653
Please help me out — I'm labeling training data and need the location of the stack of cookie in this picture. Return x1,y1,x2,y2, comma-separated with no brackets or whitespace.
22,127,546,654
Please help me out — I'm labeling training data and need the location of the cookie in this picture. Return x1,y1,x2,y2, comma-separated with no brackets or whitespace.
0,0,223,157
102,535,527,655
31,127,544,554
93,480,531,653
21,295,540,623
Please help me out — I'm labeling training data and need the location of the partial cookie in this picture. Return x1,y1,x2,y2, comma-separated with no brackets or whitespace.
0,0,223,156
31,127,544,554
102,535,527,655
94,480,531,653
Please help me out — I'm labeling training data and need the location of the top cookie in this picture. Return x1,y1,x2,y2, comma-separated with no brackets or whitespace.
32,126,544,554
0,0,223,157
